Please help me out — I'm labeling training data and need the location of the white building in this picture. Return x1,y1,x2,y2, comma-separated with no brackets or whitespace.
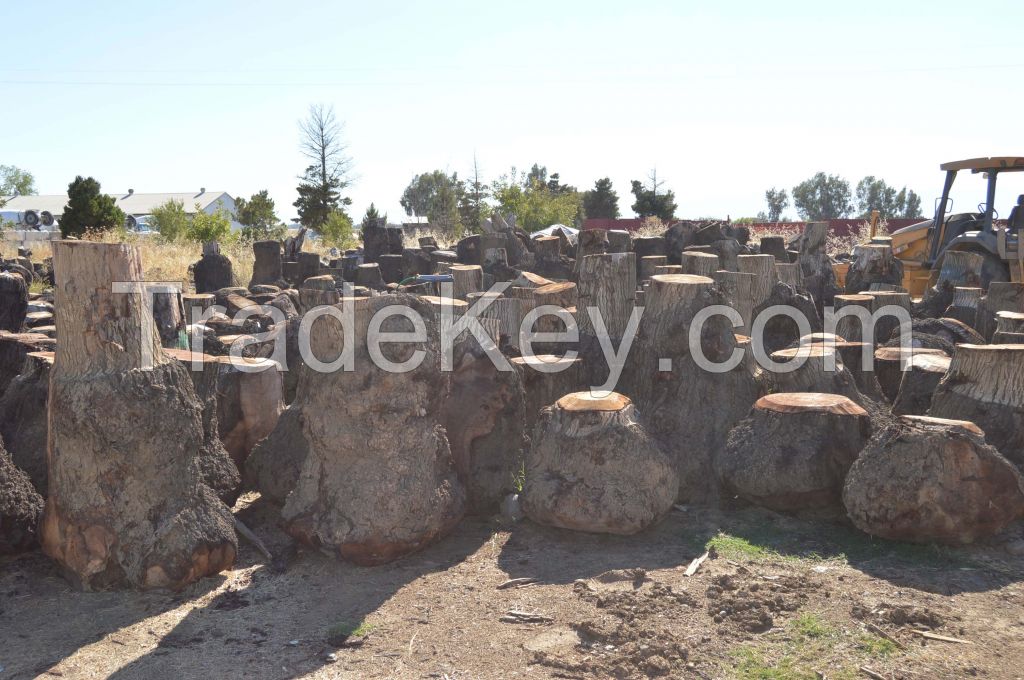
0,189,243,232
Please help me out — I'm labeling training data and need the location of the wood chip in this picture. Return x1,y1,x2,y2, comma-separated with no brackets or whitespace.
684,551,710,577
496,577,538,590
910,630,972,645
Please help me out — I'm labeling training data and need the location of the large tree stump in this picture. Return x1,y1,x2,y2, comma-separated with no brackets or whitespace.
1,440,43,555
0,350,52,493
522,392,678,535
718,393,872,514
976,281,1024,340
891,353,951,416
996,311,1024,335
192,242,234,294
0,332,55,395
450,264,483,300
639,255,668,284
212,357,284,468
798,221,840,310
845,243,903,293
627,274,761,503
0,272,28,332
249,240,283,288
713,270,755,335
242,406,308,505
874,346,947,403
680,252,719,278
738,254,778,308
832,293,874,343
775,262,802,289
281,295,465,565
511,354,587,432
759,236,788,261
862,290,912,344
929,344,1024,465
768,346,862,402
945,287,983,329
753,281,823,354
843,416,1024,544
355,263,385,291
577,253,637,342
41,241,237,591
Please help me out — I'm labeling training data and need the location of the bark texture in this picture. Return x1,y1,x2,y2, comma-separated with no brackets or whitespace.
522,393,678,535
577,253,638,342
845,244,903,293
1,440,43,555
891,354,951,416
0,350,52,493
843,416,1024,544
41,241,237,591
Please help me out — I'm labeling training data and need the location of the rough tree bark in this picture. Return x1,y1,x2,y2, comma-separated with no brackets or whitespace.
775,262,803,289
680,252,719,278
41,241,237,591
718,393,872,515
976,282,1024,340
798,221,840,310
576,253,637,342
929,343,1024,465
845,244,903,293
522,392,678,535
713,270,755,335
945,287,983,329
249,240,283,288
891,353,951,416
281,295,465,565
1,440,43,555
843,415,1024,544
450,265,483,300
738,254,778,309
874,346,947,403
0,350,52,493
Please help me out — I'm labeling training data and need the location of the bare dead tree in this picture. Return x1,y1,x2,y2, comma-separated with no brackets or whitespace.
294,104,353,229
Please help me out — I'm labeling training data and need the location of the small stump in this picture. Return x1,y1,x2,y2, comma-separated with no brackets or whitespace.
718,393,872,515
843,416,1024,544
522,392,678,535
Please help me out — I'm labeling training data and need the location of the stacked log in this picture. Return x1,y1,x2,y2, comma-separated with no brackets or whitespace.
522,392,678,535
929,343,1024,465
719,393,872,514
41,241,237,590
281,294,465,565
843,416,1024,544
891,353,951,416
738,254,778,308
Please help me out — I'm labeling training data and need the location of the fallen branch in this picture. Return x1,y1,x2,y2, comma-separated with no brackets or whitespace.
500,610,553,624
859,666,886,680
684,551,710,577
234,517,273,562
910,630,972,645
866,622,907,651
496,577,538,590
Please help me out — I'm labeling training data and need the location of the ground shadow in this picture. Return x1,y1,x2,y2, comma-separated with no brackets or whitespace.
103,497,495,680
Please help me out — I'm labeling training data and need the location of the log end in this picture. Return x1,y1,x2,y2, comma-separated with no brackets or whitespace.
556,391,631,412
755,392,868,417
900,415,984,437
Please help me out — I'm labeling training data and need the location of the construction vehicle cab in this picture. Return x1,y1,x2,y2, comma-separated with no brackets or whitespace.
889,156,1024,294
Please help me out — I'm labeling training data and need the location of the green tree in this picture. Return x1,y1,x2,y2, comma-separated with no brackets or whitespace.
235,189,282,240
293,104,352,230
0,165,35,205
492,167,583,232
764,187,789,222
401,170,462,234
582,177,620,219
59,175,125,237
792,172,853,220
149,198,189,241
855,176,923,219
630,169,677,221
361,202,386,229
319,209,355,248
458,155,490,233
187,205,233,244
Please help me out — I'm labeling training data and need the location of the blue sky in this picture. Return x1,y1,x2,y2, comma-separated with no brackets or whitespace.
3,0,1024,223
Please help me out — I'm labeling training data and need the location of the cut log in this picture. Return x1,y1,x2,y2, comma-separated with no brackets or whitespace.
775,262,802,289
632,236,667,259
946,287,983,329
192,244,234,294
713,270,755,335
935,250,984,290
798,222,840,310
450,264,484,300
355,263,385,291
607,229,631,253
680,252,720,278
843,415,1024,544
213,357,284,467
41,241,236,590
0,332,54,397
892,353,951,416
845,243,903,293
576,253,637,342
242,406,308,505
719,393,872,514
976,281,1024,340
0,272,28,332
929,343,1024,465
639,255,668,284
522,392,678,534
510,355,587,432
249,240,283,288
281,294,464,565
0,350,52,493
759,236,788,261
874,346,947,403
768,346,862,402
996,311,1024,335
738,254,778,308
654,265,683,276
1,440,43,555
862,290,913,344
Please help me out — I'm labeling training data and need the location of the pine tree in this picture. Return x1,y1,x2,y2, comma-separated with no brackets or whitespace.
59,176,125,238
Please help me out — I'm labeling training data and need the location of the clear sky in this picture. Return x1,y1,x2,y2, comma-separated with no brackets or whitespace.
4,0,1024,224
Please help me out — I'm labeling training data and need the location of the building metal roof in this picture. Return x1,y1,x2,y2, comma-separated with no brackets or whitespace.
0,190,232,216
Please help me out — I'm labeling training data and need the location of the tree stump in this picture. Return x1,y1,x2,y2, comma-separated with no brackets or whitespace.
248,240,283,288
863,290,912,344
355,263,385,291
832,294,874,343
718,393,872,514
843,415,1024,544
753,281,822,354
775,262,802,289
738,254,778,308
705,238,742,272
0,272,28,333
576,253,637,342
281,294,465,565
891,353,951,416
607,229,631,253
639,255,668,284
0,332,54,399
798,221,840,310
929,343,1024,465
713,270,755,335
296,251,321,283
192,243,234,294
845,243,903,293
1,440,43,555
510,355,587,432
945,287,983,329
41,241,237,591
211,357,284,468
632,236,667,259
935,250,984,290
0,350,52,493
874,346,947,403
768,346,861,402
450,264,483,300
377,253,405,283
759,236,788,261
976,281,1024,340
655,265,683,276
242,406,308,505
522,392,678,535
996,311,1024,335
680,252,719,278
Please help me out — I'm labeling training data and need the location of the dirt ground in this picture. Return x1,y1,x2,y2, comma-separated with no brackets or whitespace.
2,495,1024,680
